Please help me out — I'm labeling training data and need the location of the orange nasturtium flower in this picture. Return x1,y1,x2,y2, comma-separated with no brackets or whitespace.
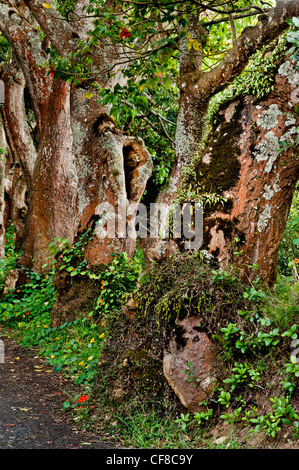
295,258,299,264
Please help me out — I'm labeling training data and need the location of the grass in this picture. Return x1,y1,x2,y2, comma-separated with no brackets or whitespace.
262,275,299,329
113,405,193,449
0,268,105,383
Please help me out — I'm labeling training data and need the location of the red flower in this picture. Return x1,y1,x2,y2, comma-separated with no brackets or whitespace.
77,394,88,403
120,28,131,39
49,67,55,78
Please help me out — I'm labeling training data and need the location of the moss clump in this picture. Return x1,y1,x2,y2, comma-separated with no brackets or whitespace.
194,100,243,194
92,253,257,410
133,252,253,339
89,252,299,448
91,305,183,419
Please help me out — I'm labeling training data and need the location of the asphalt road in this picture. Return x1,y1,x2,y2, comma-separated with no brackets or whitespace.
0,330,116,449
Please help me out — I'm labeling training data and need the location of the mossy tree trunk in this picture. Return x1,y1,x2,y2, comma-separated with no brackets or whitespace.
145,1,299,285
148,54,299,286
189,60,298,285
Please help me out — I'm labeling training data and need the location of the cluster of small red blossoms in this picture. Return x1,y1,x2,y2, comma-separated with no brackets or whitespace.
120,28,131,39
77,394,88,403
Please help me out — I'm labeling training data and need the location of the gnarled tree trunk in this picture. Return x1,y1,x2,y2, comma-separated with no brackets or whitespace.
0,0,152,273
197,58,298,285
147,55,299,286
145,1,299,286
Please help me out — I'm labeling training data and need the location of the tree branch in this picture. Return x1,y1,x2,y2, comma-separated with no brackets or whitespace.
190,0,299,96
0,1,51,137
22,0,77,57
23,0,126,88
122,98,175,146
1,59,37,192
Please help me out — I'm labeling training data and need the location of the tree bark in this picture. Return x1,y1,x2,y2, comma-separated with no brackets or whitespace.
0,0,151,271
185,56,299,285
0,113,6,258
145,0,299,283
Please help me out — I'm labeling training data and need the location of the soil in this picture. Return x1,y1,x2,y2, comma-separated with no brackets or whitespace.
0,328,117,449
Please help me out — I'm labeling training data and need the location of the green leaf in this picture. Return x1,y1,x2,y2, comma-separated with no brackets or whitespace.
290,355,297,364
282,418,291,425
163,77,172,87
139,82,147,92
292,17,299,28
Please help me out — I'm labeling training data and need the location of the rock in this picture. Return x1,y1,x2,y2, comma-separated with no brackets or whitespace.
163,316,217,412
214,436,228,445
121,297,138,319
3,269,20,295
